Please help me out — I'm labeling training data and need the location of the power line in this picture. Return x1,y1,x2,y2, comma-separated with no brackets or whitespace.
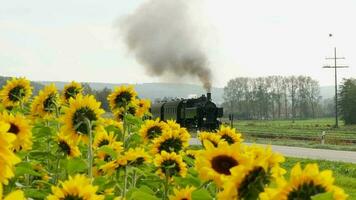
323,47,349,128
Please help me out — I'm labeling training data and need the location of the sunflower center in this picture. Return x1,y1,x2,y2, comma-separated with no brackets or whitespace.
9,123,20,134
221,134,234,144
72,107,98,135
63,194,84,200
238,167,270,200
158,138,183,153
211,155,238,175
287,181,327,200
65,86,80,100
98,139,110,147
43,94,57,113
104,154,113,162
114,91,132,108
59,141,71,155
147,126,162,139
128,106,136,115
130,157,145,166
9,86,26,102
161,159,180,176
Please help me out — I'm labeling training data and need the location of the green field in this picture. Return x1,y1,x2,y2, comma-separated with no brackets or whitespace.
284,157,356,199
232,118,356,147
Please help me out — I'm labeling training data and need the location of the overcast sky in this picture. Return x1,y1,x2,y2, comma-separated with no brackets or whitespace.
1,0,355,87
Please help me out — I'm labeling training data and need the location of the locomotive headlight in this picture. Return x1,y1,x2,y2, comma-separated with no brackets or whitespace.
203,117,206,121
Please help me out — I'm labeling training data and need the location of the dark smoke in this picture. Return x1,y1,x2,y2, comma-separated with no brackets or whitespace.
120,0,212,91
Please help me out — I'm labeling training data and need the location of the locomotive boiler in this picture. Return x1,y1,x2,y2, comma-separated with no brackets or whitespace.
151,92,223,131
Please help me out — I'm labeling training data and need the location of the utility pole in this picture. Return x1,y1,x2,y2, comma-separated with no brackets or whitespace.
323,47,348,128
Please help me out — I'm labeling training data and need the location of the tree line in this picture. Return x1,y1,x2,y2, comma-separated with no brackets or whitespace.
339,78,356,125
223,76,326,120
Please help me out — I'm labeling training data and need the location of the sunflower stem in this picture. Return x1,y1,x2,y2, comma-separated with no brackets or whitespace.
54,151,61,184
45,120,51,166
163,171,170,200
85,118,93,180
122,165,128,198
132,169,137,188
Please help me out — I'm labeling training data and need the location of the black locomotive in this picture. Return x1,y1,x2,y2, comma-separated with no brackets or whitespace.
151,93,223,131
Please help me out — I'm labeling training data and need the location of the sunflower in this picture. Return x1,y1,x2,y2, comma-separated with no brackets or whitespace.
0,77,32,107
93,130,117,149
166,120,181,131
136,99,151,118
62,81,83,103
112,102,139,121
184,149,200,159
246,145,286,179
198,131,222,147
61,94,104,143
154,151,187,178
93,130,123,162
0,184,25,200
56,133,81,158
47,174,104,200
195,140,249,187
124,147,151,166
0,121,21,185
31,84,60,119
216,125,243,145
217,146,286,200
107,85,137,111
151,129,190,155
0,112,32,151
259,163,348,200
102,118,123,133
99,157,128,176
169,186,195,200
139,119,169,143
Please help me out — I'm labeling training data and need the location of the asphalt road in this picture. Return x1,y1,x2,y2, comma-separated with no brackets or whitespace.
190,138,356,163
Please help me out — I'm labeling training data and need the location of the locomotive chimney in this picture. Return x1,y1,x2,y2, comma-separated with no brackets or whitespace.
207,92,211,101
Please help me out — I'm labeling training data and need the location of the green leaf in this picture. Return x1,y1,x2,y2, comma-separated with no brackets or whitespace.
192,189,213,200
29,151,56,160
97,146,118,159
129,189,159,200
24,188,48,199
311,192,334,200
33,126,52,138
174,174,201,187
15,162,41,177
66,158,87,175
126,133,142,148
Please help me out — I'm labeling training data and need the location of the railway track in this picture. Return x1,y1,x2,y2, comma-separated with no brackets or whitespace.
243,132,356,144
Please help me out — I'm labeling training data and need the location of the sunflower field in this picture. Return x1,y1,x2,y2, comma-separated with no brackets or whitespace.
0,77,349,200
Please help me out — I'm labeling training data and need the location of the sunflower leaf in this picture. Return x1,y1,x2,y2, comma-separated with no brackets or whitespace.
97,146,117,159
192,189,213,200
24,188,48,199
66,158,87,175
15,162,42,177
129,188,159,200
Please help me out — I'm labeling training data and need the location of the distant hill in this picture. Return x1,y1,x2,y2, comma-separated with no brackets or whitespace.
0,75,335,104
40,81,225,104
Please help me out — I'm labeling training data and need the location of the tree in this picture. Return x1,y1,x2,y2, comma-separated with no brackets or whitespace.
339,78,356,125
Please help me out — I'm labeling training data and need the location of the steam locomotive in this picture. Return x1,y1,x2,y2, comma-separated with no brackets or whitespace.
151,93,223,131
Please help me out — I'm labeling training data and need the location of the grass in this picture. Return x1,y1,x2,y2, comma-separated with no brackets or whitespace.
235,118,356,137
284,157,356,199
245,137,356,151
231,118,356,146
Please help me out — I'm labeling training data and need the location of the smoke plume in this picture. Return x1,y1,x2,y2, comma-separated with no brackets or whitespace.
120,0,212,91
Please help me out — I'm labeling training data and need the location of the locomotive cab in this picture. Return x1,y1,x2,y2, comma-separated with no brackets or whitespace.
151,92,223,131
